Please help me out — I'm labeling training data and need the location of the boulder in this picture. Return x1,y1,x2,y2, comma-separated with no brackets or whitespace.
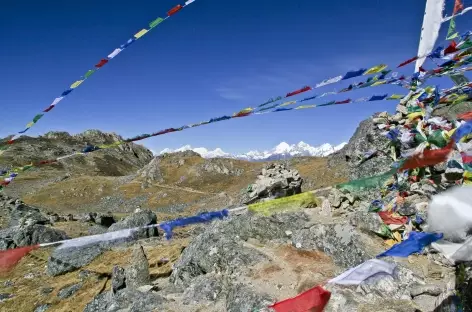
57,283,82,299
8,203,50,227
108,210,158,239
125,245,150,289
0,225,69,250
47,244,106,276
243,163,303,204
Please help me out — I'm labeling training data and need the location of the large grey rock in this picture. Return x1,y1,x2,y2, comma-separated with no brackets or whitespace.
225,283,274,312
244,163,303,204
183,274,226,304
47,244,105,276
170,215,274,286
8,203,50,227
107,210,158,239
0,224,69,250
125,245,150,289
84,289,164,312
292,223,380,268
350,210,386,237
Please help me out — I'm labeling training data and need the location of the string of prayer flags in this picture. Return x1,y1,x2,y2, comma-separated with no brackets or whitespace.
377,231,443,258
2,0,196,146
269,285,331,312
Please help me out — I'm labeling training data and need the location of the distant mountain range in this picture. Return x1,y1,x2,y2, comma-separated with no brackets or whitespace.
159,141,347,161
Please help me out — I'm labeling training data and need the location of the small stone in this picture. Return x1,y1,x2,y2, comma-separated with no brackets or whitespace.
33,304,50,312
24,273,35,279
295,242,302,248
40,287,54,295
111,266,126,294
137,285,154,293
410,284,443,297
0,293,13,302
285,230,293,237
57,283,82,299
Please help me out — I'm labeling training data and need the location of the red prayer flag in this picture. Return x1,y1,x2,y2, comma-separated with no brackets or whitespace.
458,111,472,121
270,285,331,312
167,4,183,16
462,152,472,164
335,99,351,104
398,56,418,68
0,245,40,273
378,211,408,225
444,41,458,55
400,140,454,171
0,181,11,186
286,86,312,97
95,59,109,68
454,0,464,14
43,105,55,113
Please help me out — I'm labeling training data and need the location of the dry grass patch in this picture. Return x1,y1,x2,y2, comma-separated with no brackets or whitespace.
0,240,188,312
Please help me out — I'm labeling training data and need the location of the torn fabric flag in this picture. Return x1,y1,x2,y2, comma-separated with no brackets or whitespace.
369,94,388,101
315,75,342,88
300,95,317,102
286,86,312,97
398,56,418,68
453,121,472,142
61,89,73,96
378,211,409,225
107,49,121,59
134,29,149,39
342,68,367,80
328,259,396,285
364,64,388,75
269,285,331,312
400,140,454,171
159,209,229,239
377,231,443,258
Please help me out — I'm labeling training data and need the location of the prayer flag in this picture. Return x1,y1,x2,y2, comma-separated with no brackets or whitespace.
328,259,396,285
70,80,84,89
342,68,367,80
167,4,183,16
61,89,73,96
84,69,95,78
95,59,109,68
107,49,121,59
364,64,388,75
269,285,331,312
315,75,342,88
149,17,164,28
279,100,297,107
286,86,312,97
134,29,149,39
377,232,443,258
398,56,418,68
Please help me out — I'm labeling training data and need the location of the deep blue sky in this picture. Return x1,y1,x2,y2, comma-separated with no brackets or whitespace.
1,0,471,154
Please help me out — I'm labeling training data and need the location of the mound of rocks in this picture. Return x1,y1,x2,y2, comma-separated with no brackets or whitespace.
243,163,303,204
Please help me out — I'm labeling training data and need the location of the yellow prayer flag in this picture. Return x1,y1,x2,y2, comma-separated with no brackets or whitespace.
248,192,320,216
364,64,387,75
279,100,297,107
26,122,34,128
407,112,425,120
134,29,149,39
371,80,387,86
387,94,404,100
70,80,84,89
393,231,402,242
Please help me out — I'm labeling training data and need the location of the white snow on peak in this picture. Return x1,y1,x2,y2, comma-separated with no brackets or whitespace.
159,141,347,161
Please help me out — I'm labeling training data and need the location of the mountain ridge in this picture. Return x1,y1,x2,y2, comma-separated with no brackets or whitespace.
159,141,347,161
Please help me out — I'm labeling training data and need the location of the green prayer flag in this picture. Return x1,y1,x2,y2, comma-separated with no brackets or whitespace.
463,164,472,171
32,114,44,123
446,18,459,40
149,17,164,28
336,168,397,192
84,70,95,78
450,74,469,86
428,130,448,148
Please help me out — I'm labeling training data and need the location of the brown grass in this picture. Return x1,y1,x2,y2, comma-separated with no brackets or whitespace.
0,240,188,312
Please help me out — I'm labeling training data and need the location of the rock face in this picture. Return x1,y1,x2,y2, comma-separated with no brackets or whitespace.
328,115,392,180
243,163,303,204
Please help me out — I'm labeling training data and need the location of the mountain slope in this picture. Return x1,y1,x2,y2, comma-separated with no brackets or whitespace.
160,141,347,161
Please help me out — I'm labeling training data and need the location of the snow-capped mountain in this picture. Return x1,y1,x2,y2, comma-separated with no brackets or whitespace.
159,141,347,162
